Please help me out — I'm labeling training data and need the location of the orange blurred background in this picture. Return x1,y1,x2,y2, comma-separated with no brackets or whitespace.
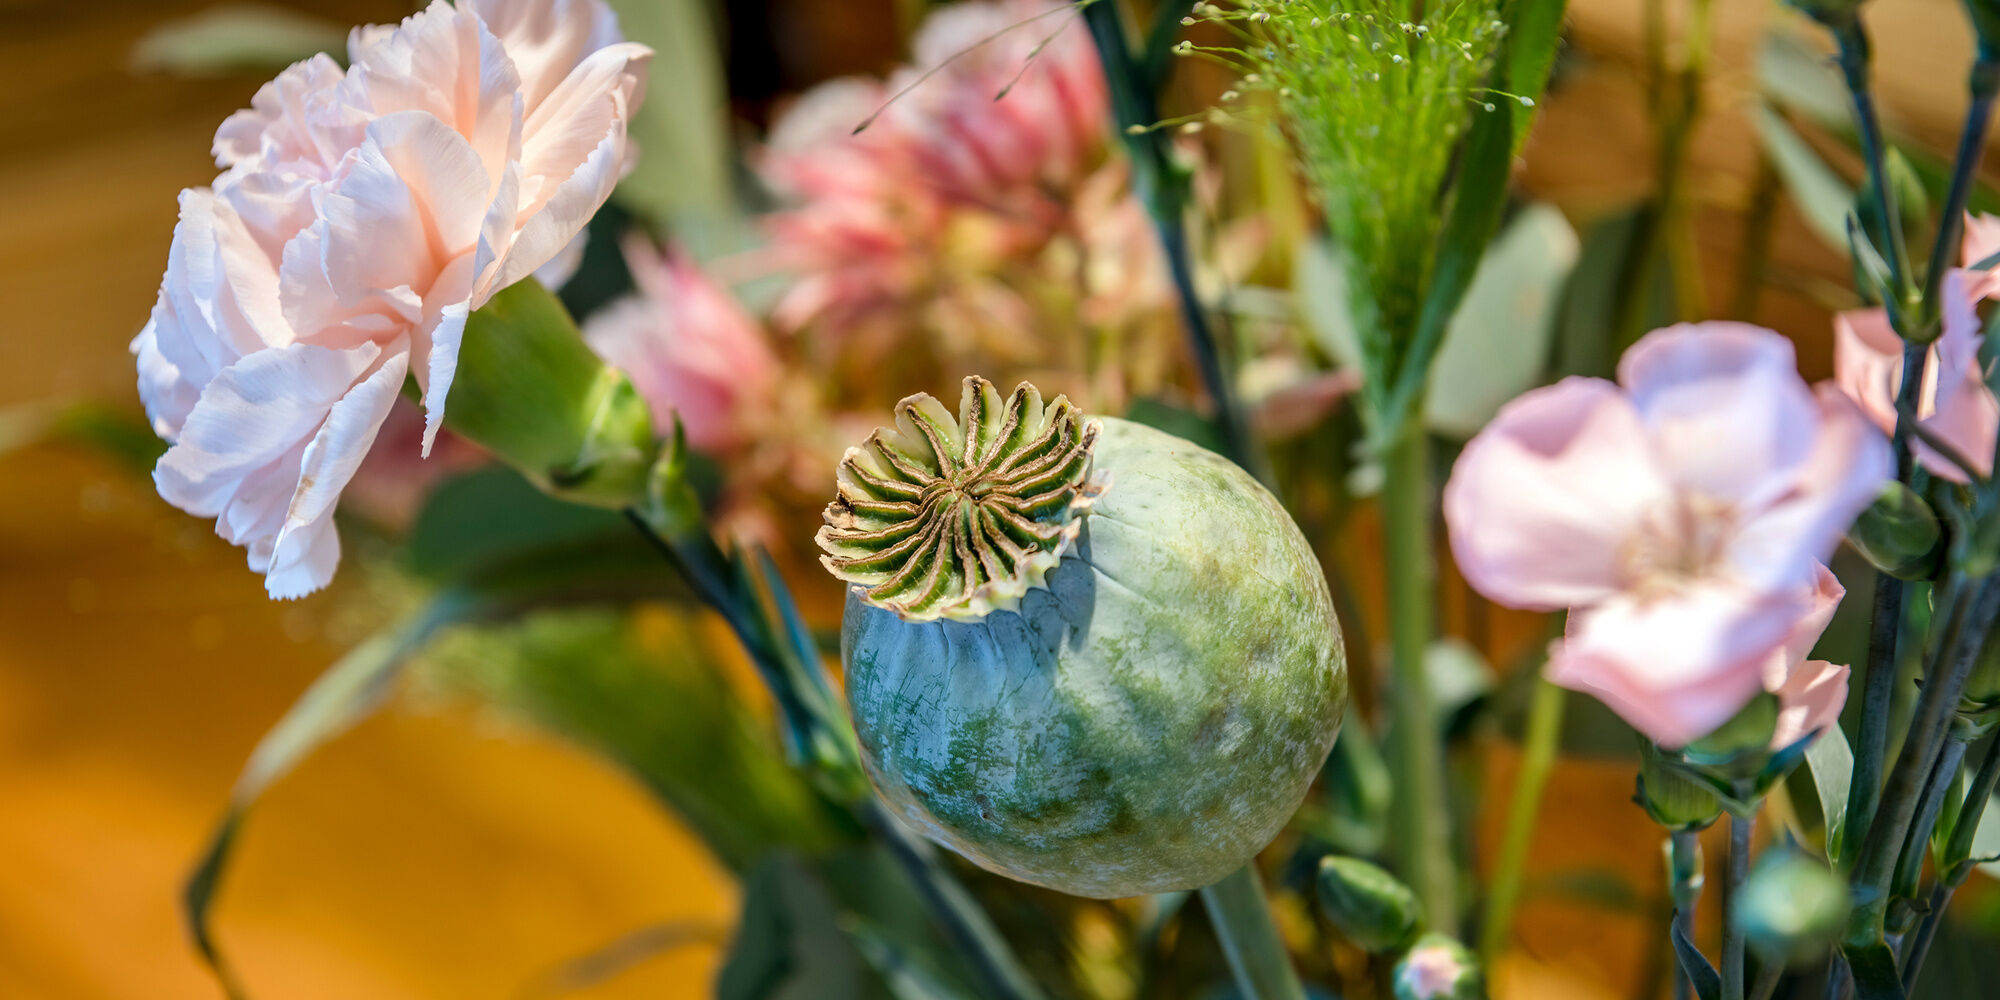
0,0,1990,997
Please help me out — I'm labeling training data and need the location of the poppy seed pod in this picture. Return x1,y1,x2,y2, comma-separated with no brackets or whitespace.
818,376,1347,897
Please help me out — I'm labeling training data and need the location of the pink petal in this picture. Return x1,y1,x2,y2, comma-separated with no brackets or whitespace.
267,346,411,595
1619,322,1821,507
1771,661,1850,750
1552,581,1810,747
1444,377,1672,611
1833,307,1903,436
1725,385,1894,592
470,0,627,114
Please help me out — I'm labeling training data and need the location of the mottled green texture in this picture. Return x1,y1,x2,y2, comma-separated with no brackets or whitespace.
841,417,1346,898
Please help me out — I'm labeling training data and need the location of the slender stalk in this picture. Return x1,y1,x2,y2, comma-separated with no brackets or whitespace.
1479,675,1567,964
1080,0,1265,483
1730,152,1782,323
1669,829,1705,1000
1748,961,1782,1000
1917,58,2000,331
1831,15,1914,303
1200,864,1308,1000
1382,419,1458,931
1904,732,2000,992
1722,813,1753,1000
1889,736,1969,904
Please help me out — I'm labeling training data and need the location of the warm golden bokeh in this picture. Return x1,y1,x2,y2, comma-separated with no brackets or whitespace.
0,0,1988,997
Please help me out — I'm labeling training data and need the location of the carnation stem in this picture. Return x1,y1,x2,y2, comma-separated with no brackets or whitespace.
1903,730,2000,993
1668,829,1704,1000
1830,14,1914,306
1917,57,1998,332
1199,864,1308,1000
1478,672,1566,965
1722,811,1752,1000
1382,419,1459,931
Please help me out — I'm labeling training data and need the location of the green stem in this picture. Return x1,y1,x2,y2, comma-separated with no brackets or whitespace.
1905,732,2000,992
1669,829,1705,1000
1831,15,1914,304
1917,58,1999,330
1748,961,1782,1000
1382,420,1458,931
1199,864,1308,1000
1478,673,1567,964
1889,735,1968,905
1722,812,1752,1000
1079,0,1266,483
867,805,1050,1000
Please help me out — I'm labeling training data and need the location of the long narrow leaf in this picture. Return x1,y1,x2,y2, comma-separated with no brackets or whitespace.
1503,0,1568,150
183,598,466,999
1805,724,1855,859
1670,913,1723,1000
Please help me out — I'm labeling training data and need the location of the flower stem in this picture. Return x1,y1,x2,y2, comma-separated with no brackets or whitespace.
1722,812,1752,1000
1831,14,1914,305
1903,731,2000,992
1079,0,1267,484
1382,419,1458,931
1199,864,1308,1000
1917,57,1999,331
1669,829,1704,1000
1478,672,1566,965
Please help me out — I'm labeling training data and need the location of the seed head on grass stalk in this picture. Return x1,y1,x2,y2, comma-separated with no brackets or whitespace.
1182,0,1511,422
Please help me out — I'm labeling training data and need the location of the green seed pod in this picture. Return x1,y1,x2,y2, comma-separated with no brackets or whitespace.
1735,850,1850,967
1393,933,1484,1000
818,376,1347,898
1316,855,1422,952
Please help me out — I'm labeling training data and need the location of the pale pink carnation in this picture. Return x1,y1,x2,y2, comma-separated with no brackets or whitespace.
132,0,649,597
1445,323,1891,747
1834,214,2000,482
584,236,780,453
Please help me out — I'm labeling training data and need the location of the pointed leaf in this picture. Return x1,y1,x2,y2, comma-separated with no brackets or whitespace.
1803,723,1854,859
1671,912,1723,1000
1754,102,1856,253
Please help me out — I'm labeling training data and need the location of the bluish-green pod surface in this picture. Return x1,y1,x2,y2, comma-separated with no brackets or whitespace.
822,378,1346,898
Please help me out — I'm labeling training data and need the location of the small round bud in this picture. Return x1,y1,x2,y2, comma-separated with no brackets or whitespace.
1393,934,1484,1000
1735,850,1850,967
1847,482,1944,580
1315,855,1422,952
1683,690,1781,768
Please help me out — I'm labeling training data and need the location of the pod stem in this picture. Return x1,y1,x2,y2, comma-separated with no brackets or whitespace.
1199,864,1307,1000
1382,420,1460,931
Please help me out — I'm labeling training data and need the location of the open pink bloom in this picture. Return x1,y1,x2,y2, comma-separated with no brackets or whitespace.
1765,565,1851,749
132,0,649,597
584,236,780,453
1445,323,1891,746
1834,214,2000,482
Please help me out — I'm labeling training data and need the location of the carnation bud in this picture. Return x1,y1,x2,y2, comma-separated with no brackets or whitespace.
1735,850,1851,967
1315,855,1422,952
1392,933,1484,1000
446,278,657,508
1636,742,1722,832
1682,691,1781,772
1847,482,1944,580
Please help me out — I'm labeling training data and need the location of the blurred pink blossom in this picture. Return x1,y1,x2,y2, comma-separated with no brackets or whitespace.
1834,214,1999,482
1445,323,1891,746
585,236,780,452
133,0,648,597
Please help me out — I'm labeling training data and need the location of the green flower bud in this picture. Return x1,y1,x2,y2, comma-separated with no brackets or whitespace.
821,377,1348,897
1847,482,1944,580
1637,743,1722,832
1682,691,1781,773
446,278,656,508
1735,850,1851,967
1316,855,1422,953
1393,933,1484,1000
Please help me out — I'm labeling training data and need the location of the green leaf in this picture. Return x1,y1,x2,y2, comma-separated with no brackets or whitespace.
1294,236,1363,372
1425,204,1579,438
604,0,741,250
1756,32,1851,129
1972,793,2000,880
719,856,871,1000
1381,94,1516,438
0,400,165,474
130,2,346,76
184,599,466,1000
847,919,981,1000
1844,939,1908,1000
1804,723,1854,860
1551,208,1663,380
1426,638,1496,733
519,920,724,998
406,465,631,584
1501,0,1569,150
1671,912,1723,1000
1754,102,1857,253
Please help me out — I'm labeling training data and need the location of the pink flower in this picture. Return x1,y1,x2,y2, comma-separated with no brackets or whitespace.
754,0,1111,338
132,0,649,598
584,236,780,452
1833,215,1999,482
1445,323,1891,746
